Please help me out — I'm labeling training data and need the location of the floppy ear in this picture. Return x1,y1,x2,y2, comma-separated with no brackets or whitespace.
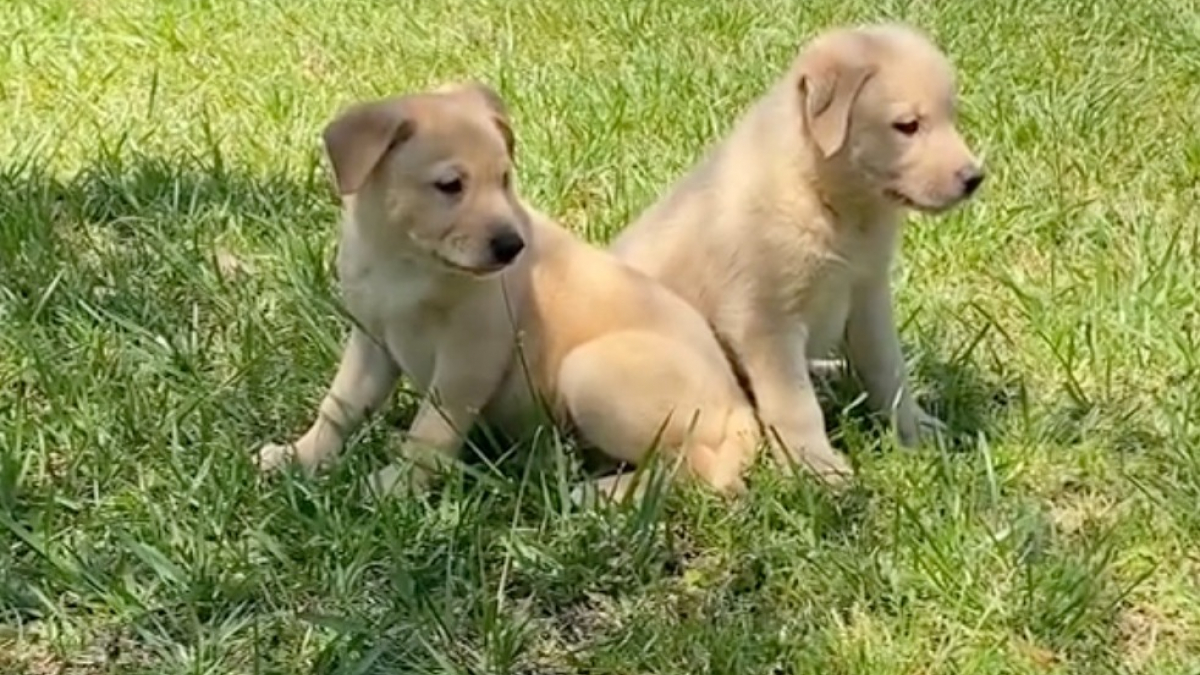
441,81,516,158
321,97,417,195
797,53,873,158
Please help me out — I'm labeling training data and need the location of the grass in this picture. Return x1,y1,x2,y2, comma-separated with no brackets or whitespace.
2,0,1199,672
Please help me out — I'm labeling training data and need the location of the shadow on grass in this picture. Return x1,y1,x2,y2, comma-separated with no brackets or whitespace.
0,146,340,608
1,143,329,225
0,146,335,325
816,342,1020,456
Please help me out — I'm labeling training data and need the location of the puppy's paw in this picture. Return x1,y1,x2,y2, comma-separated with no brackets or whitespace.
367,462,431,502
256,442,296,473
569,482,603,509
897,407,947,447
918,407,948,433
769,431,855,488
571,472,653,508
917,408,949,443
806,454,855,488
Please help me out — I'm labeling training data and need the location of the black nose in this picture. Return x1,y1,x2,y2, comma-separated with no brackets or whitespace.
488,227,525,265
960,166,985,197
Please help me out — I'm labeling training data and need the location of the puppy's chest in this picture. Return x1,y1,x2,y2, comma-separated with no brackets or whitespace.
340,268,450,388
797,265,855,356
790,237,891,356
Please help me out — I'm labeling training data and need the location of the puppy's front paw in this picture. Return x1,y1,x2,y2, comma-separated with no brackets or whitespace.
917,408,949,441
571,471,652,508
897,407,947,447
806,453,855,488
768,428,855,487
256,442,296,473
367,462,432,502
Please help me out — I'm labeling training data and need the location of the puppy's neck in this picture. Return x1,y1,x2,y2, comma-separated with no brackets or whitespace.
811,159,902,229
784,131,902,231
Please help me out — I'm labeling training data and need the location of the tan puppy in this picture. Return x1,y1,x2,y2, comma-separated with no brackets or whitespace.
257,84,761,500
611,24,984,484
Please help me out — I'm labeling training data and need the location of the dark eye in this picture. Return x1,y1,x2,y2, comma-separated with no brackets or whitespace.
434,177,464,195
892,119,920,136
502,171,511,188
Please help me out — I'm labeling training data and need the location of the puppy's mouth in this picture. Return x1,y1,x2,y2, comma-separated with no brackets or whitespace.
883,188,955,215
435,256,510,278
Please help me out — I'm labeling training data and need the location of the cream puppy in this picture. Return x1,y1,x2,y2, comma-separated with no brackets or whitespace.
257,84,761,499
611,24,985,483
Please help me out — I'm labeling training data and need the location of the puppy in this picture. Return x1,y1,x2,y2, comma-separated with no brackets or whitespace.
610,24,984,484
257,83,761,500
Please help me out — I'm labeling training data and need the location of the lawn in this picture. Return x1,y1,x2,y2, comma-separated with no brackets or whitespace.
2,0,1199,672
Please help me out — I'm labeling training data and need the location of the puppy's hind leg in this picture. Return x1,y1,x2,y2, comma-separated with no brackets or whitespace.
557,332,760,504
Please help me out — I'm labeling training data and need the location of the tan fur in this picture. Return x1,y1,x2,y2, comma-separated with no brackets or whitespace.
257,83,761,501
611,24,984,484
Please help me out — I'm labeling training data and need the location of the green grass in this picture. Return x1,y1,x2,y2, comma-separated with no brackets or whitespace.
2,0,1199,672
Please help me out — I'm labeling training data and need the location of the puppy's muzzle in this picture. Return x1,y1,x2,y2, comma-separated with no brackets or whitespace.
487,225,525,265
957,165,985,198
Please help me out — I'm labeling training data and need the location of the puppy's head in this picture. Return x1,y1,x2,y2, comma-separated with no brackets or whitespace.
795,24,984,213
322,82,529,276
